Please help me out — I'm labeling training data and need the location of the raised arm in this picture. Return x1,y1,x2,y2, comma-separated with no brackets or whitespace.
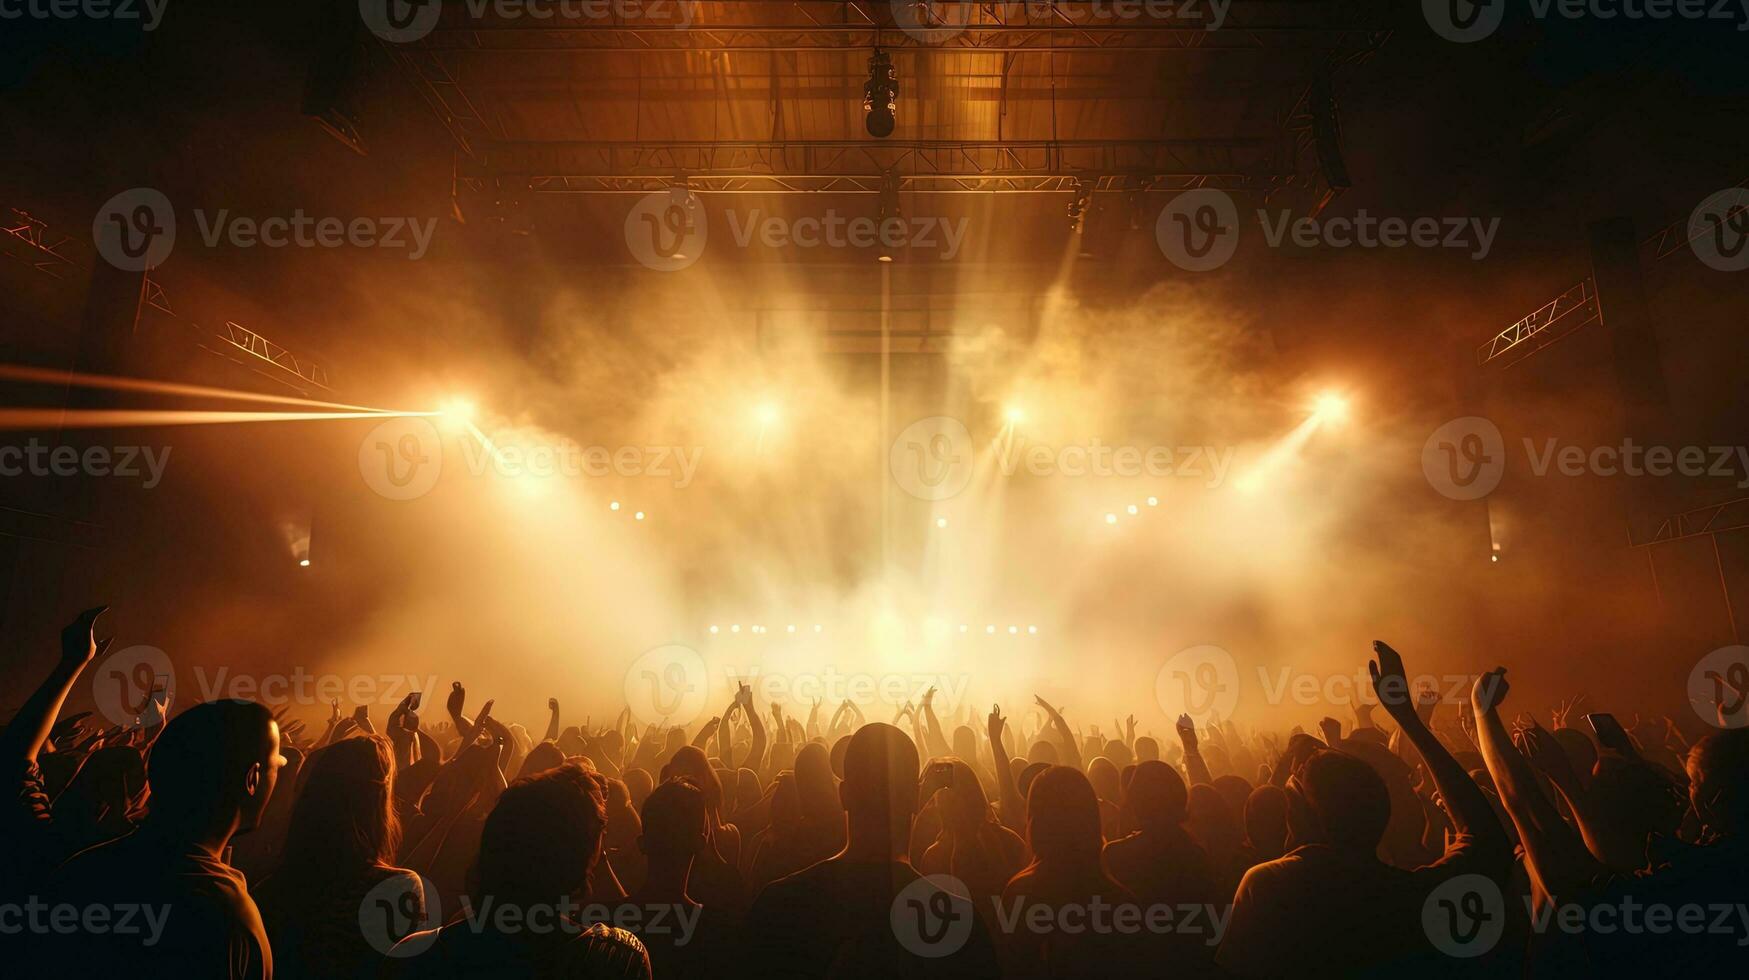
1176,713,1213,786
987,704,1023,833
1034,696,1081,770
1,607,110,766
918,688,952,759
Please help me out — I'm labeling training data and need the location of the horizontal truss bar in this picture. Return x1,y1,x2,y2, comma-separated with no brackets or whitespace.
1631,497,1749,547
1475,277,1600,369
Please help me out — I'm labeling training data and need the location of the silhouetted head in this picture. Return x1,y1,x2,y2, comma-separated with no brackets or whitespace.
1102,740,1133,768
830,735,851,779
1688,728,1748,835
1296,749,1391,850
639,778,706,861
518,740,566,780
280,734,397,878
1026,766,1104,871
1134,736,1160,762
794,741,841,823
1213,774,1253,815
147,699,282,836
952,725,978,762
623,768,654,810
1087,756,1121,804
662,745,722,817
1553,727,1599,778
1124,760,1189,833
1018,761,1049,799
478,763,605,904
838,723,920,853
1027,740,1059,766
1243,784,1289,859
931,757,992,834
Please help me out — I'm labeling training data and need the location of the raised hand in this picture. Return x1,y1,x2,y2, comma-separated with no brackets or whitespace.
351,704,375,734
1318,716,1342,745
1175,712,1198,749
446,681,467,721
1367,640,1418,722
1472,667,1510,715
60,606,110,667
988,703,1006,746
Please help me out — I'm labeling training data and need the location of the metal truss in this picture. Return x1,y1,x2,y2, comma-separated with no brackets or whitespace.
381,46,501,158
1631,496,1749,640
213,321,333,390
460,137,1290,194
1475,277,1601,369
133,272,334,394
1640,173,1748,264
2,207,83,280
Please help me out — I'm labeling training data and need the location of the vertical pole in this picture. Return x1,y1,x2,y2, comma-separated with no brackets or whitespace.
1714,535,1740,643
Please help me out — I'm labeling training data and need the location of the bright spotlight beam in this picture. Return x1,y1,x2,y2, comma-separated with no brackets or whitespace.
0,363,416,415
0,408,435,432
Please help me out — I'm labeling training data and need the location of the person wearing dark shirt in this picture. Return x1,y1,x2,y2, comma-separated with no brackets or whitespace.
1217,642,1513,978
387,762,651,979
44,698,286,980
742,723,1001,979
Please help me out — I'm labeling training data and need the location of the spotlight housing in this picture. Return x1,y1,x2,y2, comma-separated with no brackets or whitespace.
863,51,898,138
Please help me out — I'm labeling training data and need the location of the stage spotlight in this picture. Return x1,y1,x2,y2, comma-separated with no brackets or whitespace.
1313,392,1349,422
754,401,781,427
787,624,796,633
1003,404,1024,425
959,624,969,633
863,50,897,138
609,501,621,511
1105,513,1118,524
1147,496,1159,507
731,624,741,633
299,559,310,567
439,397,476,421
986,625,996,634
936,517,947,528
1127,504,1139,515
1008,625,1019,635
1066,179,1094,235
634,511,646,521
813,624,823,633
1491,554,1500,563
1028,625,1038,634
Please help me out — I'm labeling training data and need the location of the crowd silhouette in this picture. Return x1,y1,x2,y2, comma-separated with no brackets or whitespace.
4,606,1746,978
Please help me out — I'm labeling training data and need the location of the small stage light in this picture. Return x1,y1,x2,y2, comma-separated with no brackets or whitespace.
813,624,823,633
1147,496,1159,507
1027,625,1038,634
610,501,620,511
1008,625,1018,635
1003,405,1025,425
959,624,969,633
936,517,947,528
709,625,719,634
439,397,476,421
299,559,310,567
787,624,796,633
1491,554,1500,563
634,511,646,521
1105,513,1118,524
986,625,996,634
754,402,781,427
731,624,740,633
1127,504,1139,515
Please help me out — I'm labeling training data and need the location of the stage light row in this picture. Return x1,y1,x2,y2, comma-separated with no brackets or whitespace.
608,501,647,521
706,623,1041,636
1104,496,1161,525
